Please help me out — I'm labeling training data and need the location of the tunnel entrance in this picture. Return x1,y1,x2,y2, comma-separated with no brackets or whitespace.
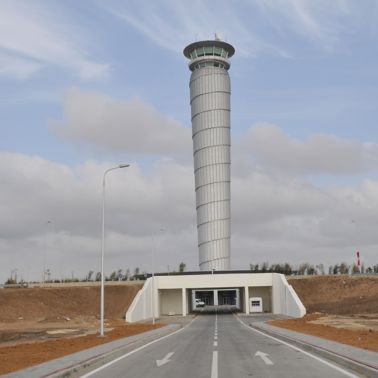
190,288,242,313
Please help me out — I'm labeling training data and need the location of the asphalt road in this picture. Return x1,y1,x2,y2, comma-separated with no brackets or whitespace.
78,314,362,378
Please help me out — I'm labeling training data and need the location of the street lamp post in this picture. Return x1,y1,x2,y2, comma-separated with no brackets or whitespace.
100,163,130,337
150,228,164,325
43,220,52,285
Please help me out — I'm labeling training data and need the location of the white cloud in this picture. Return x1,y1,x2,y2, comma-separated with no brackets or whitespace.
0,1,108,80
101,0,290,57
51,88,191,157
254,0,349,48
102,0,373,57
0,152,196,282
240,123,378,175
1,146,378,283
0,52,44,80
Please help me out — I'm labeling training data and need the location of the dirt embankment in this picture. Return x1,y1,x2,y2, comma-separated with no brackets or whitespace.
0,283,150,374
270,275,378,352
287,275,378,315
0,283,143,323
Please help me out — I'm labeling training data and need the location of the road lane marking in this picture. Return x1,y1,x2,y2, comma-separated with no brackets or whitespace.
255,351,274,365
156,352,174,367
213,341,218,347
214,335,218,340
211,350,218,378
235,316,360,378
79,317,197,378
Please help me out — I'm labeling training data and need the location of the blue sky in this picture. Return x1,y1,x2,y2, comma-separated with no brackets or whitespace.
1,0,377,282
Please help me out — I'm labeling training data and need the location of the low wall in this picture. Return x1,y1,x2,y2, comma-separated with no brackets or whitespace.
125,278,154,322
272,274,306,317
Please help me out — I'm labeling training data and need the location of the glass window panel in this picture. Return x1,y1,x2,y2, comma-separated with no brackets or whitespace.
204,46,213,55
196,48,205,57
214,47,222,56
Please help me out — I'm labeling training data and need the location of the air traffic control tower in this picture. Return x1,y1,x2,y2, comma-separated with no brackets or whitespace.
184,37,235,271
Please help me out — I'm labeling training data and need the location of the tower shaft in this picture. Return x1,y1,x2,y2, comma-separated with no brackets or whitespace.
184,40,235,271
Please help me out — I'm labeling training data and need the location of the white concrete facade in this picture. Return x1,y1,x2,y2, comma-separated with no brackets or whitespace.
125,273,306,322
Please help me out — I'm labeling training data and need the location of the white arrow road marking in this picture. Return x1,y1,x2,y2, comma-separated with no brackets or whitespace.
156,352,175,367
255,351,274,365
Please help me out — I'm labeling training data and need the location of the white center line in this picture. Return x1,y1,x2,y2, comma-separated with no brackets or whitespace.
211,350,218,378
211,312,219,378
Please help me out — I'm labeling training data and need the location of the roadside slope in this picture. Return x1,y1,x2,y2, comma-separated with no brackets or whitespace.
287,275,378,314
0,283,143,322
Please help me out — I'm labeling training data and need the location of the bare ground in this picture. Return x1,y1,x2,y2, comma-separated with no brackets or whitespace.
270,275,378,352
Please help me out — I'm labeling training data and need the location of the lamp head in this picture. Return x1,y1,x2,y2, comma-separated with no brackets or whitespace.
118,164,130,168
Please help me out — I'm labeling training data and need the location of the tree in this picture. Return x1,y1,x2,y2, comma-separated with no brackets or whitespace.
316,264,325,275
117,269,123,281
351,264,360,274
179,262,186,272
298,263,309,275
123,268,130,281
261,262,269,273
86,270,94,281
333,264,339,275
339,262,349,274
95,272,101,281
109,271,117,281
5,277,16,285
283,263,292,276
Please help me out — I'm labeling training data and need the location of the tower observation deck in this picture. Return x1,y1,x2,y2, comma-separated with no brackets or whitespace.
184,39,235,271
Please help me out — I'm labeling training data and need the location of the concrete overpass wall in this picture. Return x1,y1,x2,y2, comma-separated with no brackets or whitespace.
125,273,305,322
248,286,271,312
125,277,154,323
272,274,306,318
160,289,183,315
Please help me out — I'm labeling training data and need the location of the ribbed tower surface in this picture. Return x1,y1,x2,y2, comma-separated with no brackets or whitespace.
184,39,235,271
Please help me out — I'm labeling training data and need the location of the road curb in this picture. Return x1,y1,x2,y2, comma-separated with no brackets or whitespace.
249,322,378,378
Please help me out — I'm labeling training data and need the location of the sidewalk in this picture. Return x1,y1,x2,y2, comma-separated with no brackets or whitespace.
238,314,378,378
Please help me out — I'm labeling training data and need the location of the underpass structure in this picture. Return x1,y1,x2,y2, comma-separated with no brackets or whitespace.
125,271,305,322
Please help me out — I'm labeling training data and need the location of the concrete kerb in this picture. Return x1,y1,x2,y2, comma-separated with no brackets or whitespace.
3,323,183,378
242,319,378,378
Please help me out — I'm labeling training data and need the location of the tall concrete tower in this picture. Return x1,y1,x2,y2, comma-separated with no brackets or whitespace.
184,38,235,271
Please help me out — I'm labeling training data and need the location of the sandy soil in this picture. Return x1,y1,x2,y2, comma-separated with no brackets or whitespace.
288,275,378,314
270,276,378,353
0,284,143,322
0,320,162,375
269,314,378,352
